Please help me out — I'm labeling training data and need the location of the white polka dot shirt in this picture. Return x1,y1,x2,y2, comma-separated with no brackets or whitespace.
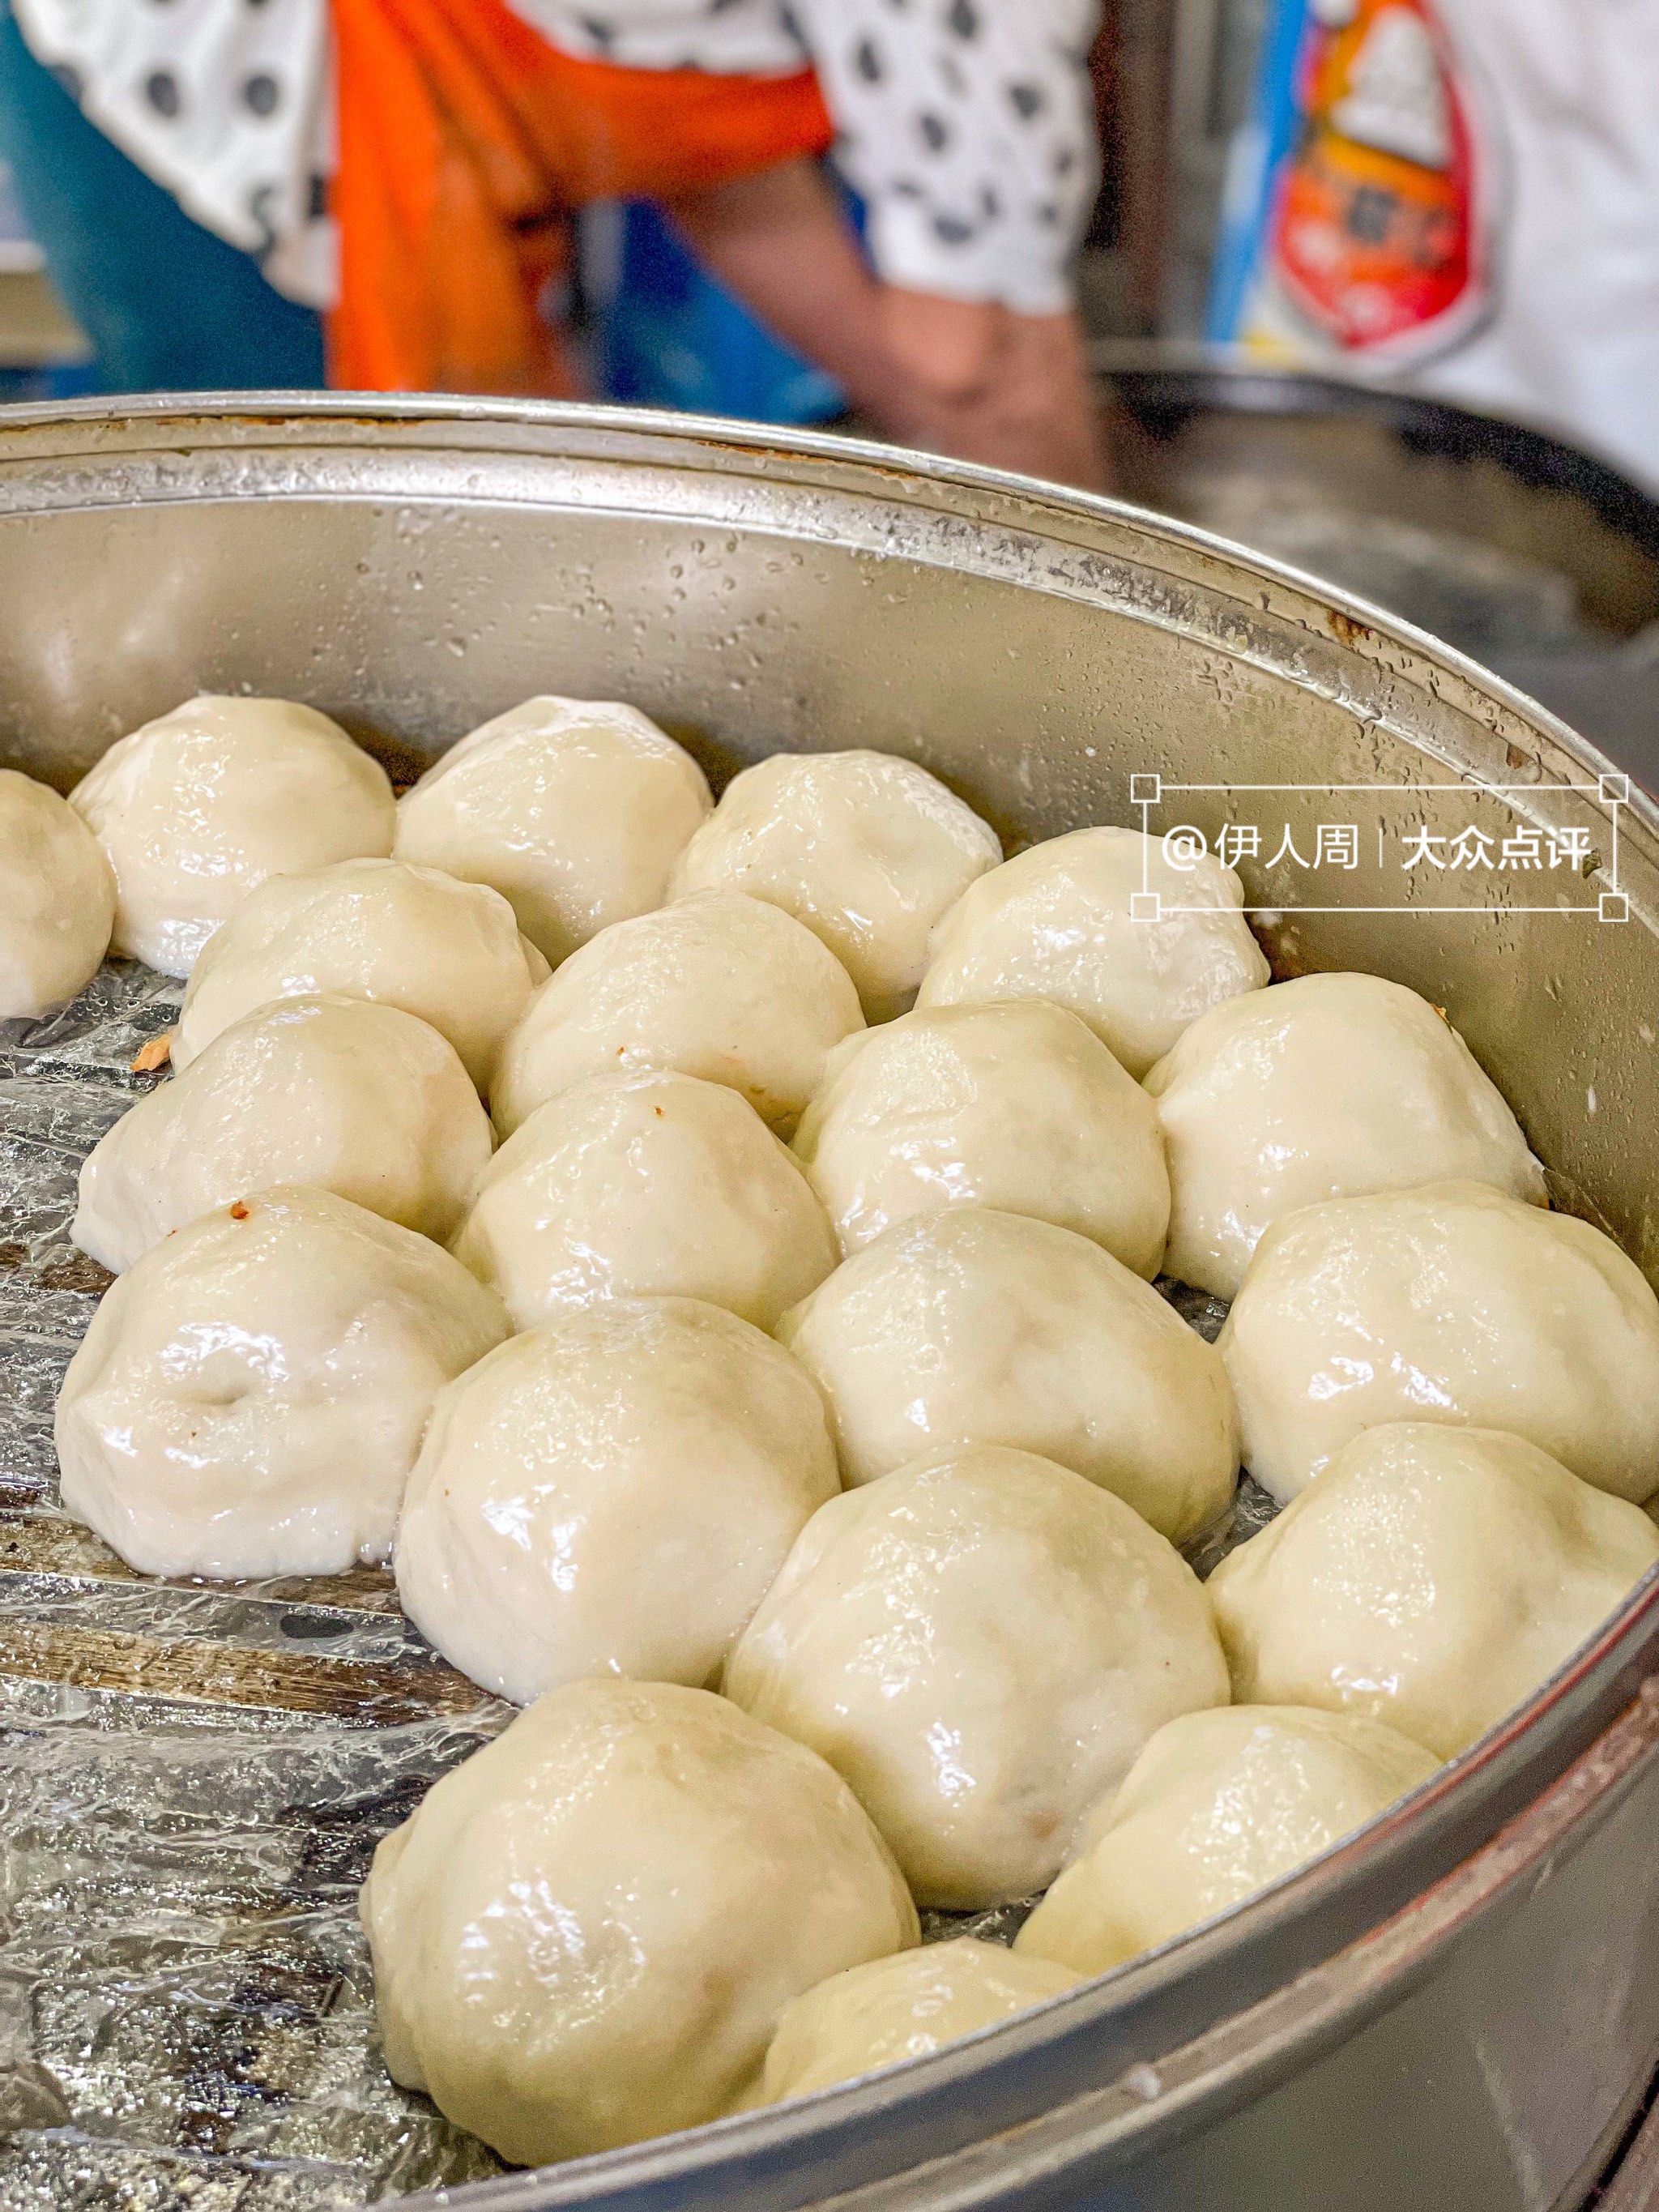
11,0,1099,316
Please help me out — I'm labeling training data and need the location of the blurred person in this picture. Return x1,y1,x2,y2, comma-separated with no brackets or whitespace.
0,0,1109,487
0,0,326,387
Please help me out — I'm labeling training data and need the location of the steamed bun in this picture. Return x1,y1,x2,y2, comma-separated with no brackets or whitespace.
758,1940,1081,2103
1016,1706,1438,1975
793,998,1169,1272
393,695,711,965
489,890,864,1137
918,826,1269,1078
394,1298,840,1705
0,769,114,1017
778,1208,1237,1544
56,1186,508,1578
453,1070,836,1332
359,1680,917,2163
1145,972,1544,1296
172,857,545,1088
72,994,493,1272
1218,1181,1659,1503
68,696,394,975
668,749,1000,1021
724,1445,1230,1907
1209,1424,1659,1754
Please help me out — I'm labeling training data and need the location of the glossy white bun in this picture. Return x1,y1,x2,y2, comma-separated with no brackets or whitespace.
489,890,864,1137
69,695,393,975
173,856,546,1089
669,749,1000,1021
0,768,114,1016
919,825,1269,1078
725,1445,1230,1907
72,994,493,1272
57,1186,508,1578
359,1680,918,2163
453,1070,836,1332
1209,1424,1659,1754
779,1208,1237,1545
1146,971,1543,1297
393,695,710,964
1219,1180,1659,1503
395,1297,840,1705
1017,1705,1438,1974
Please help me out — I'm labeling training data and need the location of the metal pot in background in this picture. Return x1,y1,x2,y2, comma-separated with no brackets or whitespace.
4,399,1659,2212
1096,348,1659,791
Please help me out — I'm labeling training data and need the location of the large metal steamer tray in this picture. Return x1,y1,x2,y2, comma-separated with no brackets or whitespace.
2,396,1657,2212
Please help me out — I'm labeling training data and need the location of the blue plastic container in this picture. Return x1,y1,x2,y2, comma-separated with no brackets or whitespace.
594,194,852,425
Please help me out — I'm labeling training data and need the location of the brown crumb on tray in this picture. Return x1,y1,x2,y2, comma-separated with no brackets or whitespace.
130,1032,174,1074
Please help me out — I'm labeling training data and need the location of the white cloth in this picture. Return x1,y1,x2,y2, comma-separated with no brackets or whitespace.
793,0,1099,314
11,0,1100,315
1403,0,1659,494
507,0,805,74
13,0,335,305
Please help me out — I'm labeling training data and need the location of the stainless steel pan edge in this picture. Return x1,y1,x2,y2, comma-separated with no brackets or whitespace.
0,391,1648,820
795,1680,1659,2212
3,397,1657,2210
399,1625,1659,2212
5,404,1653,1249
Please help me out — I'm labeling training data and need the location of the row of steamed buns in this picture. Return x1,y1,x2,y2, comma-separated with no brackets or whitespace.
9,694,1659,2165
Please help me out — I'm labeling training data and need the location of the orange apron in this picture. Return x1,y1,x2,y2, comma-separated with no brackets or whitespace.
329,0,834,395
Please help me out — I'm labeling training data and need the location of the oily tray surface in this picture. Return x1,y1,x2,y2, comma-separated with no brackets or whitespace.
0,952,1269,2206
1,959,508,2205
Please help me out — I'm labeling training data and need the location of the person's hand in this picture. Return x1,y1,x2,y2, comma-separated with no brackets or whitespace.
876,286,1110,491
665,160,1111,492
878,288,1004,404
